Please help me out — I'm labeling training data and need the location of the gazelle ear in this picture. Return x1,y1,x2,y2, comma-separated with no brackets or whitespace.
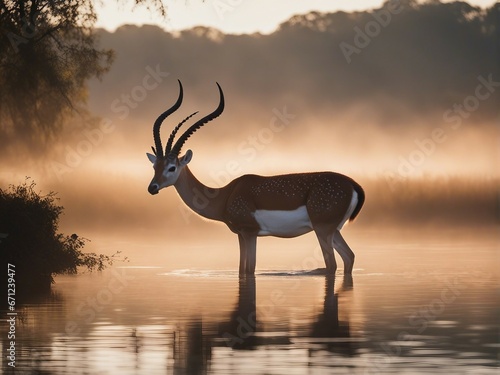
146,153,156,164
179,149,193,166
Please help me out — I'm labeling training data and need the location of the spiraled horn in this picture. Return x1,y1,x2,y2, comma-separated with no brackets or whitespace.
152,80,183,158
170,82,224,156
165,111,199,157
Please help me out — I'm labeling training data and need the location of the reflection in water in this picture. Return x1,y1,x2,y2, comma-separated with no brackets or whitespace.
310,275,353,356
173,274,358,373
218,274,356,354
218,276,258,350
2,235,499,374
173,320,210,375
170,274,352,373
5,273,358,373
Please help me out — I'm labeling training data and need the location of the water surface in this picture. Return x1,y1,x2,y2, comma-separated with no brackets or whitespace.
2,231,499,374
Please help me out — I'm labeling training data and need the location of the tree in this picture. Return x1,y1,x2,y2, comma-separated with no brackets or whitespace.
0,178,126,296
0,0,166,150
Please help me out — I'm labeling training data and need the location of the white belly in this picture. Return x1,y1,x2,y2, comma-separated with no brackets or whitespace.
253,206,313,237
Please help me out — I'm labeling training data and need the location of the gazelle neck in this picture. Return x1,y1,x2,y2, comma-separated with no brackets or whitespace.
174,166,226,222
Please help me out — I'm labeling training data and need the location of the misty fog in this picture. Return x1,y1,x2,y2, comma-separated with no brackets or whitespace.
0,1,498,263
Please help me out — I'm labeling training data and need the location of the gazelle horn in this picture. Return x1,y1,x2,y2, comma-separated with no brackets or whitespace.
152,80,183,158
165,111,199,157
170,82,224,156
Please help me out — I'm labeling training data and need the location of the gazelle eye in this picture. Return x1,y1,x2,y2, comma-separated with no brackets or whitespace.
168,166,176,172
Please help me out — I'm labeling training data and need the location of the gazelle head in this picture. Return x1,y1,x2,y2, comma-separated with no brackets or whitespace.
147,80,224,195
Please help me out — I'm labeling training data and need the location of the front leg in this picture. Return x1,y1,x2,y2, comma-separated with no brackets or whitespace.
237,232,257,275
238,234,247,275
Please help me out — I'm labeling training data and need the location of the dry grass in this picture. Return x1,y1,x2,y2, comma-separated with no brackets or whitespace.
357,176,499,228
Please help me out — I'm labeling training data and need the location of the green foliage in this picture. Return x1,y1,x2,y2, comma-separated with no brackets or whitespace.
0,1,114,145
0,178,123,291
0,0,166,149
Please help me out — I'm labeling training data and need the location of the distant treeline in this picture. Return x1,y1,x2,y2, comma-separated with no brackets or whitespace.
88,0,499,130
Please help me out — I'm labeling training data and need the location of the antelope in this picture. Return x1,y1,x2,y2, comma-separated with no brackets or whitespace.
147,80,365,275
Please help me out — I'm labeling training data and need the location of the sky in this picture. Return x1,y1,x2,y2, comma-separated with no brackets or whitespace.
95,0,498,34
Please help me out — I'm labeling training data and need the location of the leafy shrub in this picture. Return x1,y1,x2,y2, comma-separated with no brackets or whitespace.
0,178,120,294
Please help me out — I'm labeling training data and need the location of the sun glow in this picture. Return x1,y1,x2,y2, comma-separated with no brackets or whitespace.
94,0,498,35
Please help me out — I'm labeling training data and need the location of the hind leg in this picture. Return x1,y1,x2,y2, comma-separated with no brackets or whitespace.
313,227,337,275
238,232,257,275
332,230,355,274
